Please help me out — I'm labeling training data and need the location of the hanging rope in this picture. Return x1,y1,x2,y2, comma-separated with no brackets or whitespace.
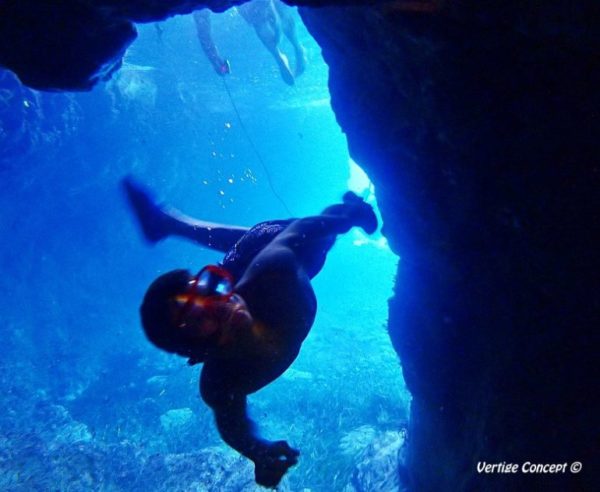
220,76,293,216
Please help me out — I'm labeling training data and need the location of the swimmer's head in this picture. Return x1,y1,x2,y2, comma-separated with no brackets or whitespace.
140,267,251,362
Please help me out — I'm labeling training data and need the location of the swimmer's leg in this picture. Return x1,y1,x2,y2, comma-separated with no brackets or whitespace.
122,177,248,252
239,0,295,85
244,192,377,280
193,10,230,75
273,0,307,77
295,191,378,238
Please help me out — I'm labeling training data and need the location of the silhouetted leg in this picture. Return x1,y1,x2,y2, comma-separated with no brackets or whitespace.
239,0,295,85
272,0,307,77
122,177,248,252
243,192,378,280
193,10,230,75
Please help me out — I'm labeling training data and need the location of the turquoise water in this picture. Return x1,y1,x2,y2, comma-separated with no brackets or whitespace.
0,7,409,490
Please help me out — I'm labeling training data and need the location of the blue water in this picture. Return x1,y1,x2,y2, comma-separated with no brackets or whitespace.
0,7,409,491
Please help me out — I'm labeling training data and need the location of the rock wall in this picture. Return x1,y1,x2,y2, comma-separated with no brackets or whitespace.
301,3,597,490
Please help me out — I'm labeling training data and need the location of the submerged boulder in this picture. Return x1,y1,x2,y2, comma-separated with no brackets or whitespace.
0,431,289,491
342,428,408,492
302,2,597,490
0,389,285,491
142,448,292,492
159,407,195,433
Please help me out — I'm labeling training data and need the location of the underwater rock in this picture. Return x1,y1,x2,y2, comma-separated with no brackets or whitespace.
30,401,92,449
160,407,195,433
343,429,407,492
0,398,290,492
0,437,144,491
339,425,377,458
151,448,292,491
108,63,158,110
302,2,597,491
146,374,169,388
49,419,93,450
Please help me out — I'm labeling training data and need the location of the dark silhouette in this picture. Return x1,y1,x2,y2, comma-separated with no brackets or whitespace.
123,177,377,487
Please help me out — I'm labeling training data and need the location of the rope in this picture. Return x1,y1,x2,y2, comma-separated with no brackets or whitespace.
220,76,293,216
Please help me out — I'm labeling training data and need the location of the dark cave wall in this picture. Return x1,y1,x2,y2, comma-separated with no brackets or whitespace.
301,3,597,490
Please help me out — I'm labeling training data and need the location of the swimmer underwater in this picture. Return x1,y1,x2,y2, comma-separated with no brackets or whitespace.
123,177,377,487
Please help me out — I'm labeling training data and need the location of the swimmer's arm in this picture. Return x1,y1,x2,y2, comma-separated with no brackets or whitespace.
201,368,298,486
200,366,266,458
210,395,299,487
211,392,265,458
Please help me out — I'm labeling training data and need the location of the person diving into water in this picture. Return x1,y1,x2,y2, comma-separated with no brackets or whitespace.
123,177,377,487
